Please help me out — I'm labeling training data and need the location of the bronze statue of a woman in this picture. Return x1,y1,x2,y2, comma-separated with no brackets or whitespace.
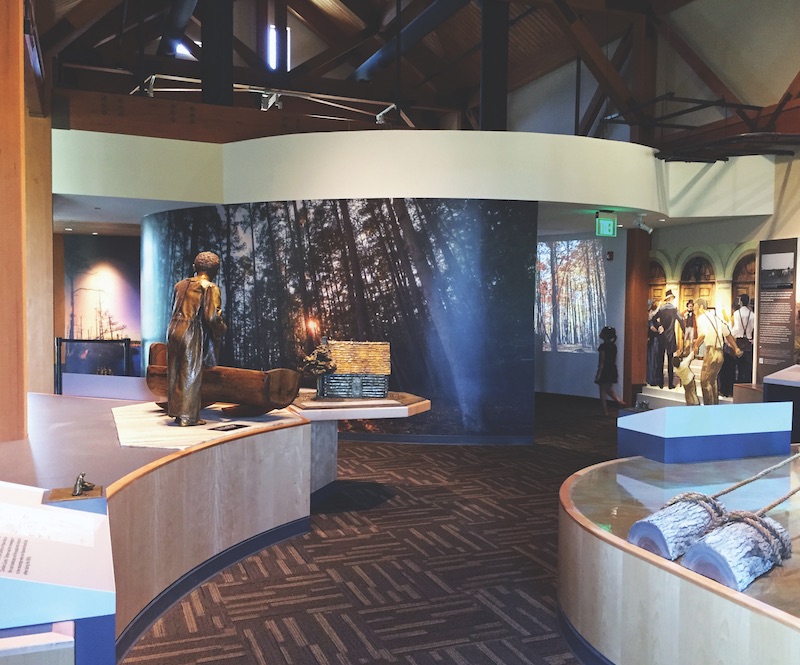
167,251,227,426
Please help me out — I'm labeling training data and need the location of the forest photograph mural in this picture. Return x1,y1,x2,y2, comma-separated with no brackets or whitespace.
142,198,538,436
535,238,607,353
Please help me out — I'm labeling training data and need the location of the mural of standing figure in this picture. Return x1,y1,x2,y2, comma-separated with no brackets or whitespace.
167,251,227,426
655,290,683,389
672,318,699,406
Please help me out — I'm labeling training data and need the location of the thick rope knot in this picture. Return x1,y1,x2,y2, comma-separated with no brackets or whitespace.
723,510,792,565
664,491,727,524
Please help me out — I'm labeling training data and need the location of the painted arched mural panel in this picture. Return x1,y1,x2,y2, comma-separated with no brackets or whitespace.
142,198,539,436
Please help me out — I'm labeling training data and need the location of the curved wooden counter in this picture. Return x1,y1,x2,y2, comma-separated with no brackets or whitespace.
2,392,428,662
0,394,313,661
559,455,800,665
106,416,310,642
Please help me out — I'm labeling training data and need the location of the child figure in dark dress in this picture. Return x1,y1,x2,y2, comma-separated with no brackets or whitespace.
595,326,625,416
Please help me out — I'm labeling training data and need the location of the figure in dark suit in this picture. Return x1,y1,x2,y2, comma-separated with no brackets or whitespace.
167,251,227,426
654,289,683,389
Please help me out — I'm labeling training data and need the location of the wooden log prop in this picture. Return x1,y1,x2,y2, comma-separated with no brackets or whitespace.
628,452,800,561
627,492,728,560
146,351,301,417
681,511,792,591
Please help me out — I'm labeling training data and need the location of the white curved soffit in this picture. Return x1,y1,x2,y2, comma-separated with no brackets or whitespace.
52,129,774,218
222,131,668,213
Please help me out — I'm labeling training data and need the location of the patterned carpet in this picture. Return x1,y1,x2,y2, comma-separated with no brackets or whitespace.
121,394,618,664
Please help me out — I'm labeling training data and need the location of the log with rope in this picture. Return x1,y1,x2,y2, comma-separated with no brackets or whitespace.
627,450,800,561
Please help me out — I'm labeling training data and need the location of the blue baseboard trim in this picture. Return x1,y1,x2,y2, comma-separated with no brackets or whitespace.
558,604,615,665
338,432,534,445
115,517,309,663
617,429,790,463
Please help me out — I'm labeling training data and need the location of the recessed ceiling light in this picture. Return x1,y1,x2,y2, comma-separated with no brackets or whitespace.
64,227,73,231
92,232,99,235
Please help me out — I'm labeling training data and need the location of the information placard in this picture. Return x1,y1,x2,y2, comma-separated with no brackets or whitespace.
757,238,797,383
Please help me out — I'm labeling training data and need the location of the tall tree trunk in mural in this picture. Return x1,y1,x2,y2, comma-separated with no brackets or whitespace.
384,199,449,396
303,201,325,336
337,200,371,341
414,198,485,400
286,201,314,354
262,203,291,367
549,242,560,352
392,198,484,431
371,200,427,390
246,203,264,367
582,241,597,345
222,205,235,363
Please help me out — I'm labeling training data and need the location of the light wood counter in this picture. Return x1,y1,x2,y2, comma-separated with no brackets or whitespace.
0,394,312,657
559,454,800,665
0,391,428,660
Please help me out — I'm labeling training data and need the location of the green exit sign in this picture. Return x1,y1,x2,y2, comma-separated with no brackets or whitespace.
596,212,618,237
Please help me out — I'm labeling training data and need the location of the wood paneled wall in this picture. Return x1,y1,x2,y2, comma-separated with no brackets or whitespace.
53,234,65,340
25,114,54,395
0,1,27,441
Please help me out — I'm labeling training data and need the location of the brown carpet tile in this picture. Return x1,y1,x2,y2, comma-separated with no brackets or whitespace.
121,394,618,664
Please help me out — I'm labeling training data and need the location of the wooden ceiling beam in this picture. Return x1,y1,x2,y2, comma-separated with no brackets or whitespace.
548,0,650,128
655,18,742,105
233,35,269,72
510,0,650,17
287,0,445,97
578,26,631,135
92,13,165,59
647,0,697,14
653,15,760,130
68,0,167,52
781,68,800,101
289,29,375,81
187,14,268,72
658,96,800,151
380,0,431,31
41,0,126,55
289,0,354,46
337,0,382,31
631,13,656,143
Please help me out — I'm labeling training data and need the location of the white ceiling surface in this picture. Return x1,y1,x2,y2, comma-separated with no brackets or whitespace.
53,194,205,225
51,0,788,235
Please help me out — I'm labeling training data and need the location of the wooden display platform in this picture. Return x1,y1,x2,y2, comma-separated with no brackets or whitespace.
559,453,800,665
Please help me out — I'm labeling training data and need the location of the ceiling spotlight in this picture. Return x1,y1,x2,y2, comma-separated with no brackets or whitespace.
261,92,282,111
633,216,653,235
376,103,396,124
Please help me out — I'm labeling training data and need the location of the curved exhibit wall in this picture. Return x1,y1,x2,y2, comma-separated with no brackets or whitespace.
143,199,538,436
51,130,775,425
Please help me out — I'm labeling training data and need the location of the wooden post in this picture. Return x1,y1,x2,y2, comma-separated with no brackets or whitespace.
623,228,651,406
0,1,28,441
